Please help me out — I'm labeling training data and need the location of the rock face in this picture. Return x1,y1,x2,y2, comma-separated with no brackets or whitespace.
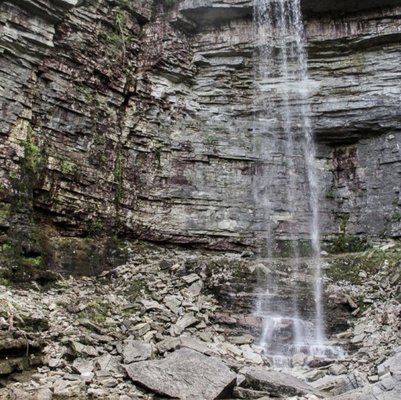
1,0,401,276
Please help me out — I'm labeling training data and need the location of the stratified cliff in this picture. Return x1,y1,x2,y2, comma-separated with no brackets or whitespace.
1,0,401,278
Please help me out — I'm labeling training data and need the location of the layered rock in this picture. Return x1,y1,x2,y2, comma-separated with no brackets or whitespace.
1,0,401,277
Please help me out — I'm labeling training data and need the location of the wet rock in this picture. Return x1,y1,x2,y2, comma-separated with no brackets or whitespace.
311,374,346,392
125,348,236,400
240,345,264,365
292,352,307,367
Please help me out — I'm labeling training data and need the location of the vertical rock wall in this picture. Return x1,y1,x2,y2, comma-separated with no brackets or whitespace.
306,9,401,242
1,0,401,277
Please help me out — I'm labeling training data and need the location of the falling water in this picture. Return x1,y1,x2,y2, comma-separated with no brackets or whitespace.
253,0,345,367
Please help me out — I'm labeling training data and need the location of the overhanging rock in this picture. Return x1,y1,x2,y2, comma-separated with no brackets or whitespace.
177,0,401,29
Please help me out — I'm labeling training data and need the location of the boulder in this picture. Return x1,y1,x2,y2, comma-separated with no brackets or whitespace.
125,348,236,400
240,367,316,397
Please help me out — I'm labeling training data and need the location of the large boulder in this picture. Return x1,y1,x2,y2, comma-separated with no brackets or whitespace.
125,348,236,400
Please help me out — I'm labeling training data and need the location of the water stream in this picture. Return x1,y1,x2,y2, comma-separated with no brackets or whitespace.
253,0,345,367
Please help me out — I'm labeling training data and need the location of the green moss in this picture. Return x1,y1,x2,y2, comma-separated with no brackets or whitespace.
77,85,95,102
22,256,43,268
61,160,78,175
204,137,218,146
326,184,336,199
326,213,369,254
1,243,13,252
391,212,401,222
104,32,136,46
24,141,42,173
78,300,110,324
0,202,10,225
274,239,313,257
328,234,369,254
87,219,104,236
101,6,136,61
338,213,349,234
327,246,401,284
124,279,147,301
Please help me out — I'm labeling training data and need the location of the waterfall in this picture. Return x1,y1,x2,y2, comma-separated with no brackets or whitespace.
253,0,344,367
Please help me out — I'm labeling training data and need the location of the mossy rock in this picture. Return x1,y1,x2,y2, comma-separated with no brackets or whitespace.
0,203,10,228
325,234,369,254
124,279,147,301
327,245,401,285
78,300,110,324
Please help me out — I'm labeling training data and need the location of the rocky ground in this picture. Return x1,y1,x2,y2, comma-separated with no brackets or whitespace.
0,242,399,399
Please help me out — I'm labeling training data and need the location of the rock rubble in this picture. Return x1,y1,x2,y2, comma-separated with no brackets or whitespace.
0,244,398,399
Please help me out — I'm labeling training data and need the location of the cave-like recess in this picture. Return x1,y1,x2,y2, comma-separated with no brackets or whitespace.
302,0,401,15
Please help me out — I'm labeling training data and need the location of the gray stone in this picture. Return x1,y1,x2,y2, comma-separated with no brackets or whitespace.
72,358,94,376
52,379,85,398
378,350,401,377
329,364,348,376
232,386,270,399
156,337,181,353
140,300,165,312
230,335,254,345
179,336,216,355
122,338,152,364
182,274,201,284
170,314,198,336
334,370,368,395
164,295,182,314
240,367,316,397
125,348,236,400
70,342,99,357
94,354,122,373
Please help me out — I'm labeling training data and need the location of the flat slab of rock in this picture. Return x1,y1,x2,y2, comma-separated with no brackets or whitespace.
122,338,152,364
125,348,236,400
241,367,316,397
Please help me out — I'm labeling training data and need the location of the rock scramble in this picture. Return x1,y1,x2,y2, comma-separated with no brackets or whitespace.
0,243,399,399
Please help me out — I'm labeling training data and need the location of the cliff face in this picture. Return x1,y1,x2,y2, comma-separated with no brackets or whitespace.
1,0,401,277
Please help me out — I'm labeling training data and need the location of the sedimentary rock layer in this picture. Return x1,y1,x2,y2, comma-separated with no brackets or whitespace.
1,0,400,275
